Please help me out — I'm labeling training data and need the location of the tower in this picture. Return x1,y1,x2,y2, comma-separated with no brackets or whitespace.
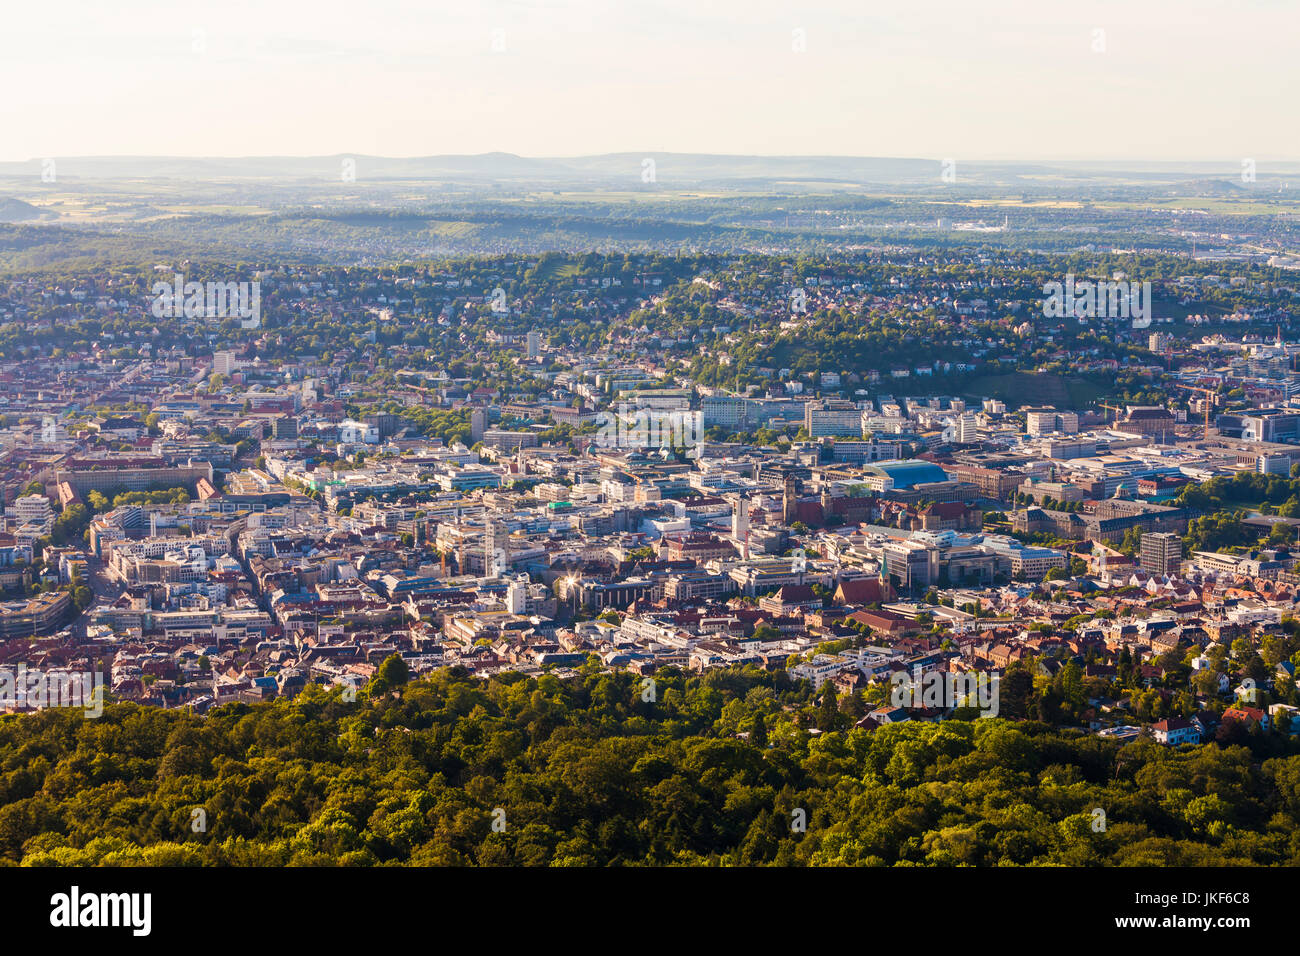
485,520,508,577
732,496,750,559
782,474,798,525
877,547,894,601
507,575,527,614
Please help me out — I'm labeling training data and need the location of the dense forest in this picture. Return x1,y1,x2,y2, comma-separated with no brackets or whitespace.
2,665,1298,866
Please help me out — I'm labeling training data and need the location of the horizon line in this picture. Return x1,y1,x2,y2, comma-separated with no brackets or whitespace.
3,152,1299,165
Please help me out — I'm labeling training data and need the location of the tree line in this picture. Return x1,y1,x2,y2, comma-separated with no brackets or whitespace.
2,665,1299,866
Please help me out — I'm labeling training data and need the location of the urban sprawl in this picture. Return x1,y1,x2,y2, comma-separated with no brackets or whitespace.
4,249,1300,748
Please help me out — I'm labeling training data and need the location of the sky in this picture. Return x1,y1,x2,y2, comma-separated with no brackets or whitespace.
2,0,1295,162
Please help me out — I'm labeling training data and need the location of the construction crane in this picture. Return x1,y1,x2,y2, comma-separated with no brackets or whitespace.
1174,383,1216,440
1099,402,1124,426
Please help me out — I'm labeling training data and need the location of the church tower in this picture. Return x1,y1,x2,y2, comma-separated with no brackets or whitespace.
878,548,894,601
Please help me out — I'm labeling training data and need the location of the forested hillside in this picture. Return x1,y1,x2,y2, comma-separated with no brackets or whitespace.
2,666,1298,867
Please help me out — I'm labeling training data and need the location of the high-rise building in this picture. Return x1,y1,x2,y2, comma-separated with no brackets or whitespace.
804,399,863,437
731,497,750,557
526,329,542,359
485,520,507,577
470,407,486,443
702,395,748,428
1140,532,1182,576
507,576,527,614
364,412,403,439
951,413,977,444
213,351,239,376
1025,407,1078,436
272,416,298,440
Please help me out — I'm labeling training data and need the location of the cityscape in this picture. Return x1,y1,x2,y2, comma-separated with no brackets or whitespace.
0,0,1295,929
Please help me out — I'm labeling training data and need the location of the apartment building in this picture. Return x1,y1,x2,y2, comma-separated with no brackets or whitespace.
1140,532,1183,576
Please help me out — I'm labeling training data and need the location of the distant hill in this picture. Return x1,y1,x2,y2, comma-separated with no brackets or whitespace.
1177,178,1251,197
1,154,1294,188
0,196,43,223
0,153,936,185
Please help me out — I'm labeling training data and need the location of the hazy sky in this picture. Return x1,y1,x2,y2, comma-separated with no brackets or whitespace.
3,0,1295,162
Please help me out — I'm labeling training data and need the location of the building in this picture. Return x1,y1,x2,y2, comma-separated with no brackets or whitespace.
435,467,501,493
879,539,940,591
943,460,1026,499
40,416,69,444
1117,406,1176,442
980,536,1067,581
828,440,903,464
526,329,542,359
1140,532,1182,576
702,396,749,428
664,570,735,601
661,532,736,564
1151,718,1200,746
1222,706,1270,733
1024,407,1079,436
731,496,750,545
11,495,53,531
213,351,239,376
484,520,507,577
338,420,379,444
0,591,72,639
363,412,404,439
850,460,951,494
481,429,539,451
1230,410,1300,444
574,577,663,611
1013,499,1187,544
804,399,864,438
55,462,214,497
950,413,978,444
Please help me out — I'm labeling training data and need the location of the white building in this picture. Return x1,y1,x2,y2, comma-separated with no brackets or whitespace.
338,420,380,444
11,494,53,532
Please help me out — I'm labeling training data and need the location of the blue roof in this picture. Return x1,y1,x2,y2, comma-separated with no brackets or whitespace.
867,460,950,489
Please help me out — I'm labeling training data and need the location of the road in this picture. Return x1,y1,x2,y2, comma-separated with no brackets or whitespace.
74,557,124,638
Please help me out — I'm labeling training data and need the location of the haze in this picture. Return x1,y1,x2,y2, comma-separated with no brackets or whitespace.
3,0,1296,162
